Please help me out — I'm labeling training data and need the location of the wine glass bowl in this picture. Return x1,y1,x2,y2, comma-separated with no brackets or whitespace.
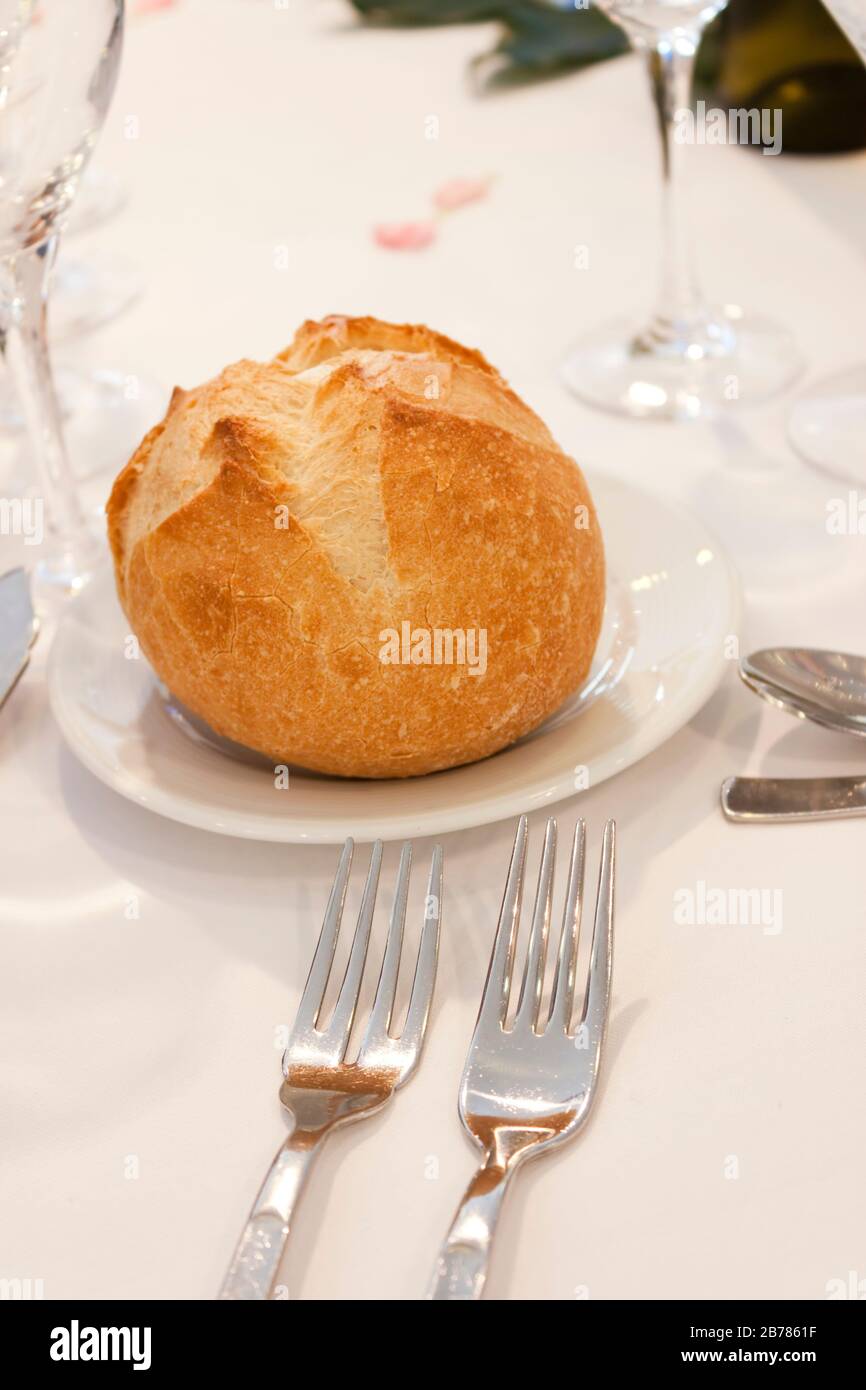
0,2,123,256
592,0,728,45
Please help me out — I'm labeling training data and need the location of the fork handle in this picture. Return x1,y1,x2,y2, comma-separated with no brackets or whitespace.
427,1153,516,1301
219,1131,324,1300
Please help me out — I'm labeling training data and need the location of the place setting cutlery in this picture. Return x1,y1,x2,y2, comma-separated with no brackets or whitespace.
220,838,443,1300
428,815,615,1300
722,647,866,822
219,814,617,1301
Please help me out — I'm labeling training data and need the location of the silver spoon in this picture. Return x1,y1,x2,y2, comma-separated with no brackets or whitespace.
723,648,866,822
739,648,866,739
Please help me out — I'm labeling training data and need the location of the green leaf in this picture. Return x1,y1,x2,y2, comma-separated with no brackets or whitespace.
485,3,628,83
347,0,628,84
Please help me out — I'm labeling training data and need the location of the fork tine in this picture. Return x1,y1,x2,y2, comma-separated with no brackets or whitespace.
477,816,528,1029
548,820,586,1032
398,843,443,1057
325,840,383,1056
578,820,615,1056
291,837,354,1040
513,819,556,1032
362,841,412,1045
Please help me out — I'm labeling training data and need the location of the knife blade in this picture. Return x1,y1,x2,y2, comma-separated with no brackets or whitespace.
0,567,38,710
721,774,866,823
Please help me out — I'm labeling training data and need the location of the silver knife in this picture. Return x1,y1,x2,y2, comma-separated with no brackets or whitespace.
0,567,38,710
721,774,866,823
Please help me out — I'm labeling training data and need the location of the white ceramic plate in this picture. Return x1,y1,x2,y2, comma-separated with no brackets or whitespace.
49,475,739,842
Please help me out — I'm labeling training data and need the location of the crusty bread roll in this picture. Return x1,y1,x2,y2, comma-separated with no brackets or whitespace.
107,316,604,778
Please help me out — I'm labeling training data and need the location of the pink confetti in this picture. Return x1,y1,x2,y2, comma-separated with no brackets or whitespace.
433,177,491,212
373,221,437,251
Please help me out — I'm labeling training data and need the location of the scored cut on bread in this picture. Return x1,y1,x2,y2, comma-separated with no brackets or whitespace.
107,315,605,779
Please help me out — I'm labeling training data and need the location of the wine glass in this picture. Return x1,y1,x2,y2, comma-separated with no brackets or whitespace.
0,155,164,469
559,0,802,420
0,0,124,597
0,164,137,424
788,0,866,483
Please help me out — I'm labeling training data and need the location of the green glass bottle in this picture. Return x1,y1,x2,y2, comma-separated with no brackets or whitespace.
697,0,866,153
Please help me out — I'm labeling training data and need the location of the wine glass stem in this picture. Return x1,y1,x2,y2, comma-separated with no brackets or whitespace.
646,37,702,337
0,235,94,572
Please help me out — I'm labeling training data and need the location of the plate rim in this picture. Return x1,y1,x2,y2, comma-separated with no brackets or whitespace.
48,473,741,842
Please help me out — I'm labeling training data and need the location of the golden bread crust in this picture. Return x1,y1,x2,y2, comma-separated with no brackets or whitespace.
107,316,605,778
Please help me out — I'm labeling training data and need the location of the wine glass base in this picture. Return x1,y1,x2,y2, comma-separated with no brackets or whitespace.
51,252,144,341
0,364,165,607
33,548,98,605
561,308,803,421
62,369,168,482
0,366,167,481
788,366,866,485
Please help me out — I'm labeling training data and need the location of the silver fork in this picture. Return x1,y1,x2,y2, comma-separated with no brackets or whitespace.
220,837,443,1300
428,815,615,1301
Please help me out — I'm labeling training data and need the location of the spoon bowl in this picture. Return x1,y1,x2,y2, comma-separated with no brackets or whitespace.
740,648,866,739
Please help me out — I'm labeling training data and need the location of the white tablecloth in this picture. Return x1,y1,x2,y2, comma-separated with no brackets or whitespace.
1,0,864,1301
